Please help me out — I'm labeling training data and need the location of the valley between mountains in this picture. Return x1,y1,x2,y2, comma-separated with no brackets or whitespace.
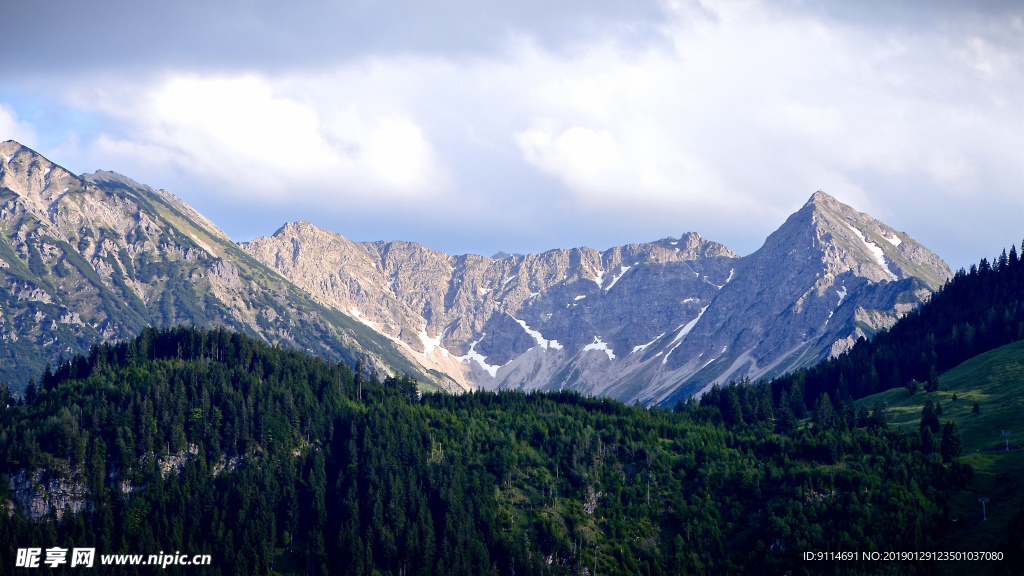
0,140,951,403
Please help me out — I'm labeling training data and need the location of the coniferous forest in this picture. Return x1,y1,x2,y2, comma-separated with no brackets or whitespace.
0,244,1021,575
0,325,999,575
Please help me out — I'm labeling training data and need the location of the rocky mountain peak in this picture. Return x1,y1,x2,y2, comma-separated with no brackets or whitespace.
0,140,24,161
806,191,947,289
83,169,150,190
645,190,954,404
1,141,80,219
805,189,842,209
273,220,328,238
242,191,951,405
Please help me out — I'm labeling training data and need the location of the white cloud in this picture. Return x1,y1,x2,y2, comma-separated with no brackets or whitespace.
0,103,37,147
514,119,726,207
503,0,1022,232
8,0,1019,267
74,74,448,202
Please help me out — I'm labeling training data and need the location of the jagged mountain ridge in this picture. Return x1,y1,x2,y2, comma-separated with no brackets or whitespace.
243,192,952,404
0,140,953,403
242,225,738,392
0,141,451,390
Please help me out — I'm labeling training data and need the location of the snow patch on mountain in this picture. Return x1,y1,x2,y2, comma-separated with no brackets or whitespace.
846,225,897,280
513,318,563,350
663,306,709,364
457,337,502,377
583,336,615,360
670,306,708,345
604,266,630,291
417,326,447,357
632,333,664,354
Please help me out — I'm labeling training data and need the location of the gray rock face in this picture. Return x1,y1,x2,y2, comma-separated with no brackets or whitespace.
653,191,951,405
244,192,951,404
5,445,224,520
0,141,440,390
7,469,89,521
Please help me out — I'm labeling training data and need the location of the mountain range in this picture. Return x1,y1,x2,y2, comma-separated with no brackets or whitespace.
0,140,444,392
0,141,952,403
241,193,951,405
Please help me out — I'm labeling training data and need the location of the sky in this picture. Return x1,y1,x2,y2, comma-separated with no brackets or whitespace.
1,0,1021,270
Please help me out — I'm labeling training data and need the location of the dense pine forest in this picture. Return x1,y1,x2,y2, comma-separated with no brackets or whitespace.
0,325,1008,575
0,243,1021,575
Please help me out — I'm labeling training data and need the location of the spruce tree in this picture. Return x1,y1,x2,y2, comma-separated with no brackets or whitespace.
870,399,887,429
920,427,935,454
814,393,835,429
920,401,940,434
24,378,37,405
926,366,940,393
941,422,963,462
724,386,744,426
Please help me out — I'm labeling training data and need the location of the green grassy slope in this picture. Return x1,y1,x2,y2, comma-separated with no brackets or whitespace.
854,340,1023,452
855,340,1024,575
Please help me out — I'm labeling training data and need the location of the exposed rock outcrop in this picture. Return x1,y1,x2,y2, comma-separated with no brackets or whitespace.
7,469,89,521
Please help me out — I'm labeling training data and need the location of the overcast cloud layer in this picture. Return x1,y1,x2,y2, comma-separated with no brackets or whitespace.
2,0,1021,269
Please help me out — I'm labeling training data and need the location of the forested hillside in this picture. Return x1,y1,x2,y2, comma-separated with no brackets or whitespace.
1,326,1009,575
